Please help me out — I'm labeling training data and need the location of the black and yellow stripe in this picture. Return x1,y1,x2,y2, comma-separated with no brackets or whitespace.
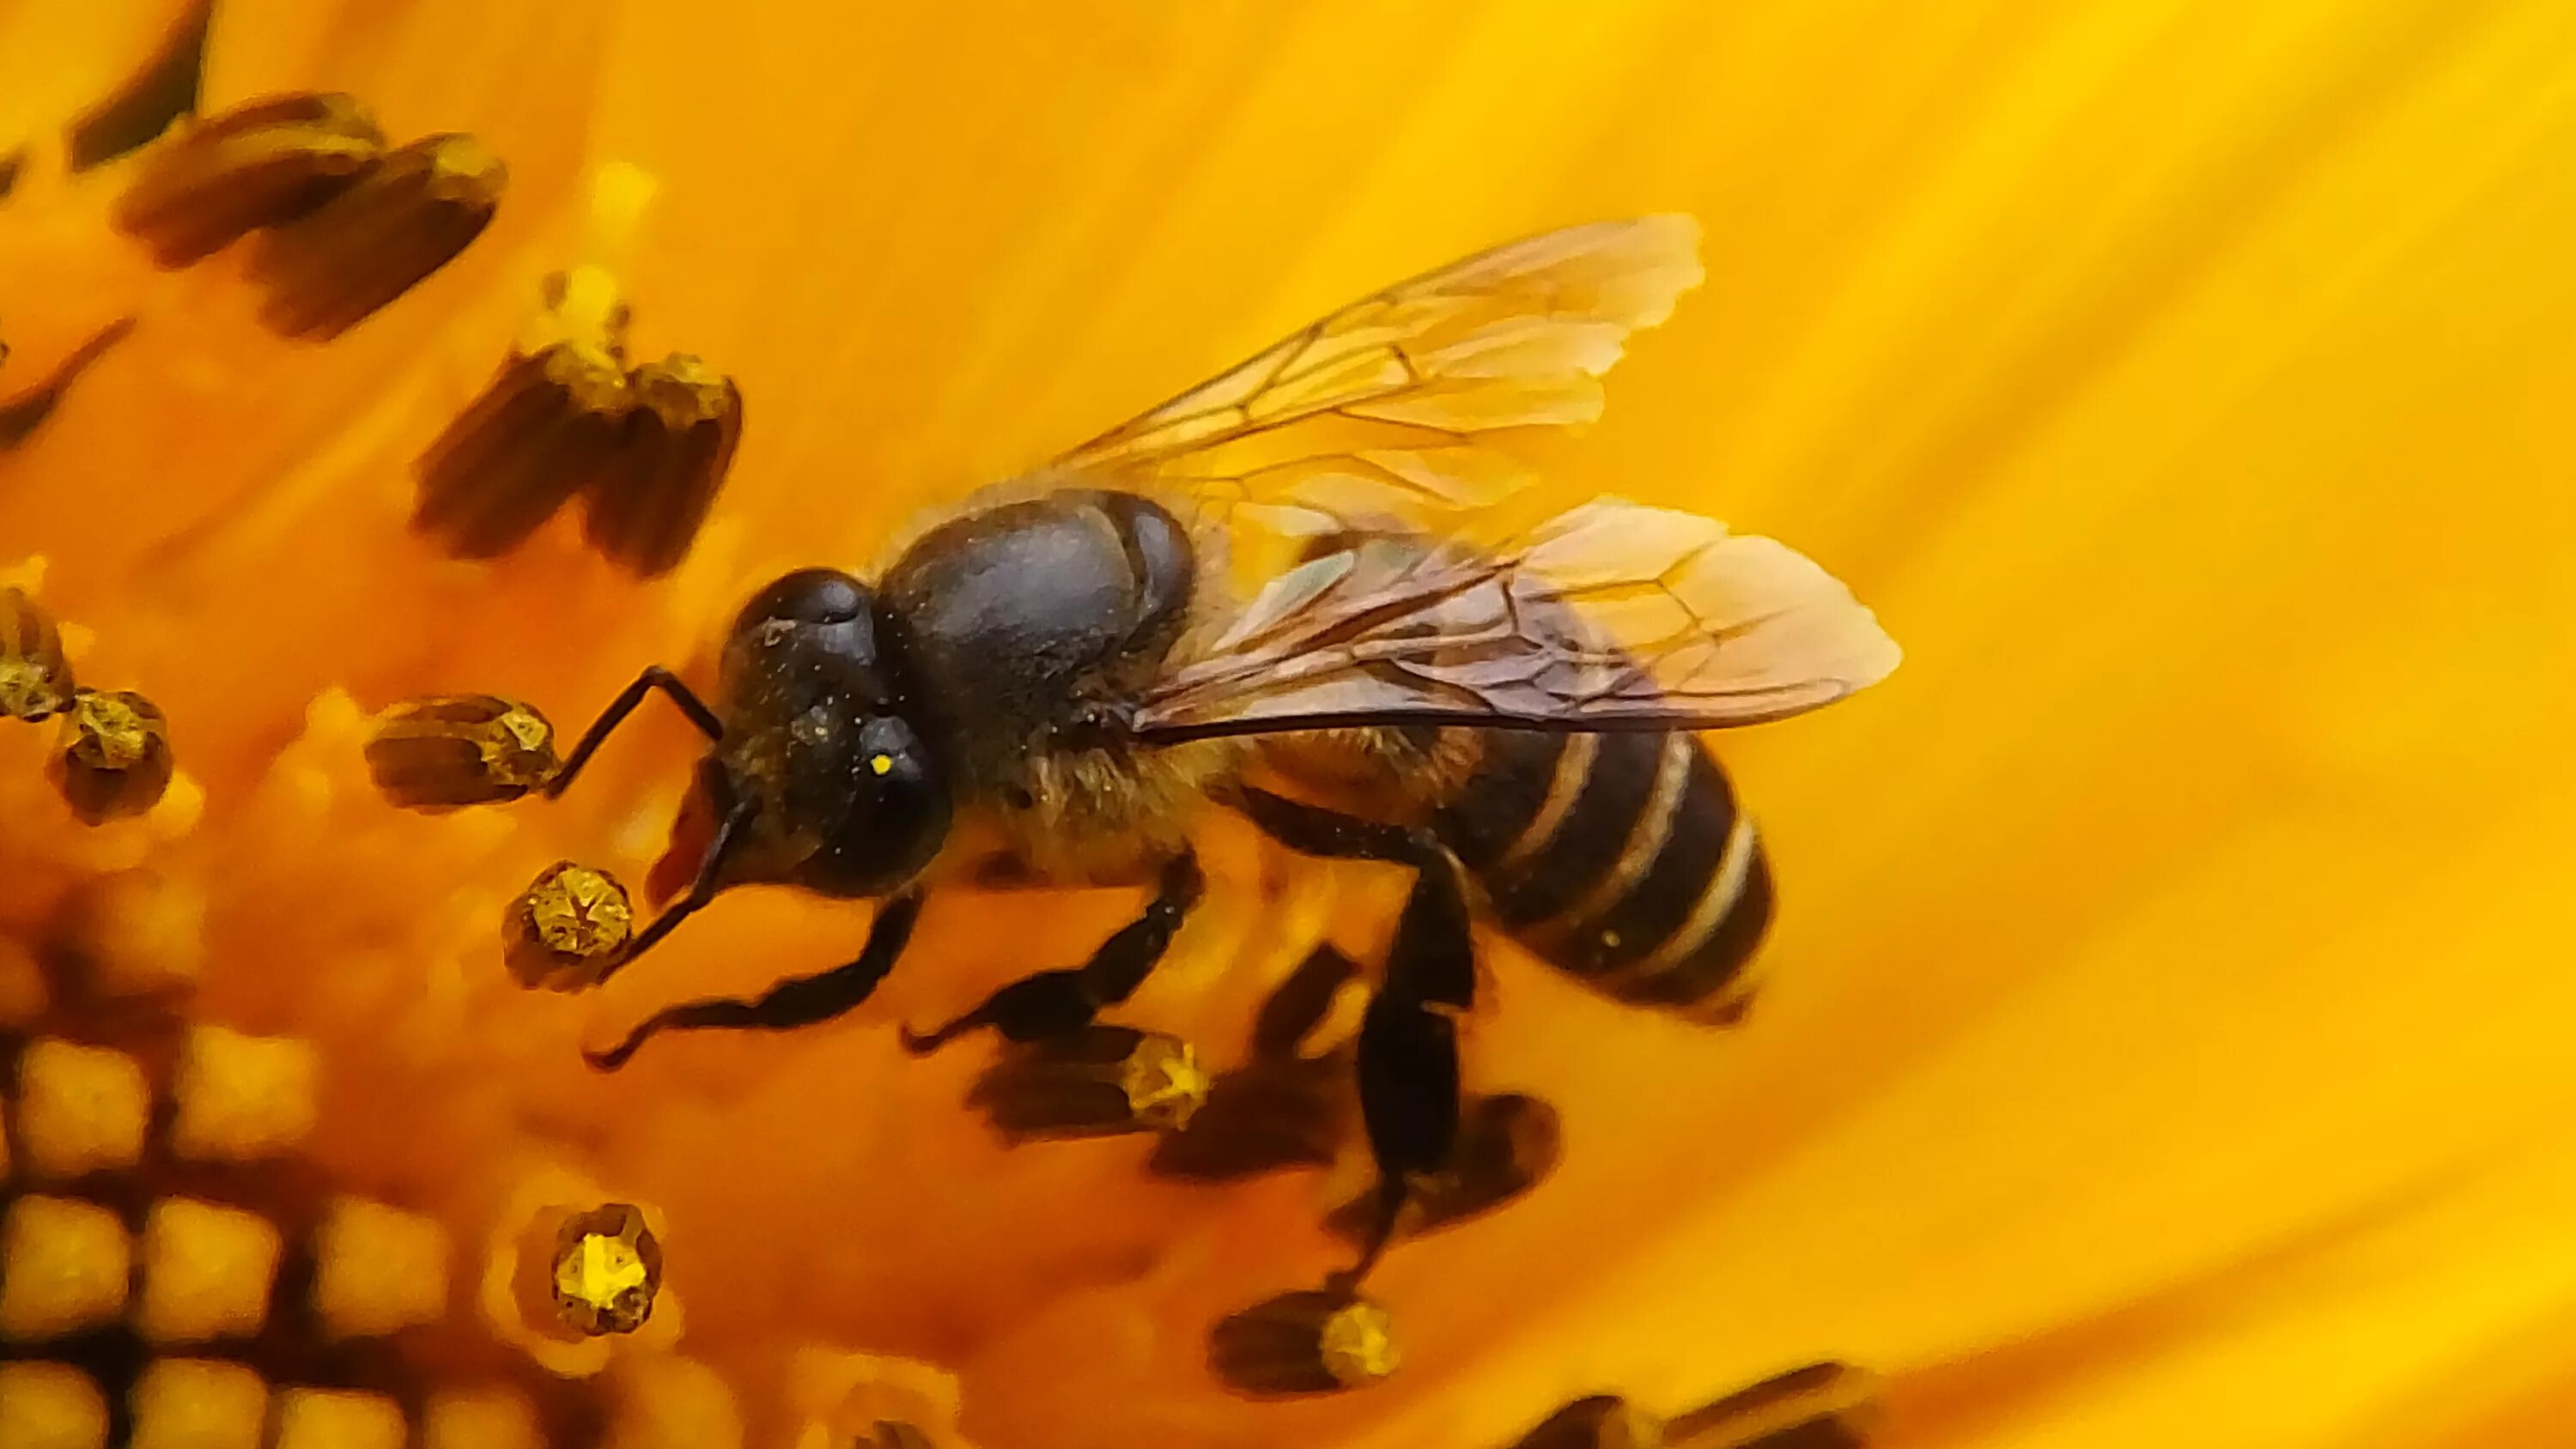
1432,724,1772,1022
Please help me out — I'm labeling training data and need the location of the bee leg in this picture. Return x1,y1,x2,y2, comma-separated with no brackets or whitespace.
545,665,724,797
587,890,927,1070
900,850,1204,1053
1229,788,1473,1288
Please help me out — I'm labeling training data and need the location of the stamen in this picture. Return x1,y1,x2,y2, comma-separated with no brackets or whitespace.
131,1360,270,1448
49,688,175,823
275,1390,408,1449
581,353,745,578
1325,1092,1561,1245
112,92,387,267
0,1196,131,1339
1249,943,1362,1058
170,1023,321,1161
1667,1362,1880,1448
1504,1395,1667,1449
1147,1054,1347,1181
0,1363,107,1448
412,343,637,561
249,133,505,341
364,694,560,809
1208,1289,1400,1397
425,1390,545,1449
504,861,634,991
311,1197,451,1338
14,1039,149,1179
550,1203,663,1337
0,586,76,720
967,1026,1212,1142
136,1199,285,1343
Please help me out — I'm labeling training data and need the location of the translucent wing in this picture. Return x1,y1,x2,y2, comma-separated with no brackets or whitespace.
1133,499,1899,741
1054,216,1704,536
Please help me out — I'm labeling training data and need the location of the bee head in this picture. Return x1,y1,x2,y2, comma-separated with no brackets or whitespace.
682,567,951,900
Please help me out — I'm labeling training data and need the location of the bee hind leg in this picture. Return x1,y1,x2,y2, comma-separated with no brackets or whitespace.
586,890,927,1070
900,850,1205,1054
1229,788,1473,1289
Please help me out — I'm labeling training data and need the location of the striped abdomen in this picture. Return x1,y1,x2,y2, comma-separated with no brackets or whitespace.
1433,727,1771,1023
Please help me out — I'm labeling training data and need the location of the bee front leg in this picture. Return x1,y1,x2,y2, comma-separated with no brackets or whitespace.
586,890,927,1070
900,850,1205,1053
1228,788,1473,1288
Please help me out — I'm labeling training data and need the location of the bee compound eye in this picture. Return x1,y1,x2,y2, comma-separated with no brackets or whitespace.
738,567,871,628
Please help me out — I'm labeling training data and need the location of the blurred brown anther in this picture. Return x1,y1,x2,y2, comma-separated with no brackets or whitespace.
1147,1053,1346,1181
414,267,744,577
504,862,633,991
413,341,637,561
582,352,744,577
550,1203,662,1337
49,688,174,823
112,92,389,266
968,1025,1210,1143
1669,1362,1880,1448
1249,943,1362,1059
1208,1288,1399,1397
861,1423,936,1449
1326,1091,1561,1245
1503,1364,1881,1449
249,133,505,341
1507,1395,1666,1449
364,694,559,809
0,586,75,721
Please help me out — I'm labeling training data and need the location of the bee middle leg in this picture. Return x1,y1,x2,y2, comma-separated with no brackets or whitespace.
899,849,1206,1053
586,890,927,1070
1230,787,1473,1288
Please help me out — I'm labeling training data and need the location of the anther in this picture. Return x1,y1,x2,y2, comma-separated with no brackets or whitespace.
549,1203,662,1337
581,353,745,578
0,586,75,721
863,1425,937,1449
504,862,634,991
249,132,506,341
1208,1288,1400,1397
968,1025,1212,1143
1668,1362,1880,1448
413,343,636,561
364,694,559,809
48,688,175,823
1249,944,1363,1059
1326,1092,1561,1246
1147,1054,1347,1181
112,92,387,266
1506,1396,1667,1449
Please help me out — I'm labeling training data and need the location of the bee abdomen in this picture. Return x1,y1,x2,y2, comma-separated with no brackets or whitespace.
1435,728,1771,1024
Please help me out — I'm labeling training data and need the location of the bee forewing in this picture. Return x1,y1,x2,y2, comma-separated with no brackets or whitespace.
1056,215,1704,537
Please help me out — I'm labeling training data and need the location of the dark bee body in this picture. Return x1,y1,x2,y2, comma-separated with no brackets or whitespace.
412,215,1897,1302
1434,726,1769,1023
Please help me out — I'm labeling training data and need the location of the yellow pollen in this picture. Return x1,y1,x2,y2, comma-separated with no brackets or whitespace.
1120,1034,1212,1131
1317,1300,1400,1386
549,1203,661,1336
870,753,895,776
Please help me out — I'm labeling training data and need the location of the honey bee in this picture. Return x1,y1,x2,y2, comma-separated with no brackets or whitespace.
515,216,1898,1282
